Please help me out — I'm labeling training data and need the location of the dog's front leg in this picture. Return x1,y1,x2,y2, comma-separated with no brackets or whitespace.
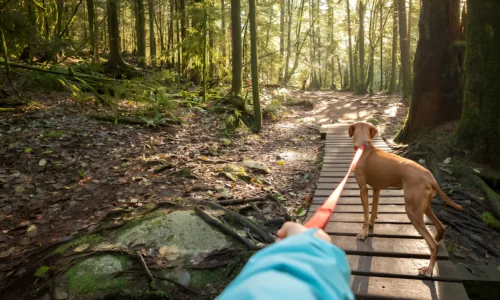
357,184,370,240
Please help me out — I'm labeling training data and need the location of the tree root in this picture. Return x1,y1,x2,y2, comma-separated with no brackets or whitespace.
199,200,275,244
194,206,260,250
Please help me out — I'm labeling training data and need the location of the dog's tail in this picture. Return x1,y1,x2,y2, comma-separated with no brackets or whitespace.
432,181,464,210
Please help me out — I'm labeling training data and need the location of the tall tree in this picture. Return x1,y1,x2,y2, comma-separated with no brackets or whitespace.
356,0,366,93
86,0,97,62
148,0,157,66
388,0,398,94
106,0,128,69
456,0,500,168
397,0,411,99
136,0,146,67
347,0,355,90
279,0,285,83
396,0,462,142
249,0,262,133
230,0,242,96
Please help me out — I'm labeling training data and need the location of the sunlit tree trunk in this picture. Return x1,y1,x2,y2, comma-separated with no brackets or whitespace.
388,0,397,94
347,0,355,90
231,0,242,96
397,0,411,99
356,0,366,94
249,0,261,133
136,0,146,67
148,0,156,66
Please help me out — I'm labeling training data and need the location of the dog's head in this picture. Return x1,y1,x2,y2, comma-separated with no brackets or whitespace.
348,122,378,148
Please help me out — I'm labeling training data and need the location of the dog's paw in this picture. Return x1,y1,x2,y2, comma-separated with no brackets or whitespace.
418,267,433,277
356,232,368,240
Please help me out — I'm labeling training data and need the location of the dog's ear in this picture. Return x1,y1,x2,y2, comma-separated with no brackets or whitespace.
348,124,355,137
369,125,378,139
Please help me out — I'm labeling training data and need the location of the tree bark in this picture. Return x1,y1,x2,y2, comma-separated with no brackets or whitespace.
231,0,242,96
249,0,262,133
396,0,462,142
86,0,97,62
221,0,227,62
279,0,285,83
107,0,127,68
388,0,398,94
456,0,500,168
356,0,366,94
136,0,146,67
148,0,157,66
397,0,411,99
55,0,64,37
347,0,355,90
380,1,383,91
168,0,174,66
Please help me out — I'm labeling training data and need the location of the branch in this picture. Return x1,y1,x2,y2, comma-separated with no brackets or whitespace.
194,206,260,250
199,200,275,244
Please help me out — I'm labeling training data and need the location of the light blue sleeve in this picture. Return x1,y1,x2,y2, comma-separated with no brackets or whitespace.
217,229,354,300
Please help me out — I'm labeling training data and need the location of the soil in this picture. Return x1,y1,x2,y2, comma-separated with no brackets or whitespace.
1,89,499,297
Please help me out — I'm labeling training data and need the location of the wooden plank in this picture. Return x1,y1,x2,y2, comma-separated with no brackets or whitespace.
316,177,359,183
325,223,434,238
313,196,405,205
346,255,468,282
315,189,404,197
350,275,469,300
316,181,361,188
310,204,406,213
325,146,390,151
348,255,500,283
320,171,355,177
330,236,449,259
307,212,432,224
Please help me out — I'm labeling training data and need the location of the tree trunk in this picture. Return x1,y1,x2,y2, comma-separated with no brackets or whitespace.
148,0,157,66
456,0,500,168
249,0,261,133
283,0,294,84
136,0,146,67
356,1,366,94
397,0,411,99
107,0,127,68
169,0,174,66
231,0,242,96
347,0,355,90
396,0,462,142
86,0,97,62
55,0,64,37
380,2,383,91
279,0,285,83
388,0,398,94
221,0,227,62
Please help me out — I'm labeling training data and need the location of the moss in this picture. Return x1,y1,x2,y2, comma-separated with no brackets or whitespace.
479,212,500,229
51,233,106,256
64,254,131,295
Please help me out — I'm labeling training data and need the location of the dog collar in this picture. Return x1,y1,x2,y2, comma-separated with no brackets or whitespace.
354,142,370,151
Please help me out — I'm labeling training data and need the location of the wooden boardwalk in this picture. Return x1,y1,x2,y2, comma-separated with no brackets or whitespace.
307,125,470,300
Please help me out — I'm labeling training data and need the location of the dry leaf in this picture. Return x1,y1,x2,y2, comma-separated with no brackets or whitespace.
159,245,181,261
0,247,16,258
73,244,90,252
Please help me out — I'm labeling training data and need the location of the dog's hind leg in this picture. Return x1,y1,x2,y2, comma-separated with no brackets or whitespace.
425,207,445,242
369,188,380,228
406,205,439,277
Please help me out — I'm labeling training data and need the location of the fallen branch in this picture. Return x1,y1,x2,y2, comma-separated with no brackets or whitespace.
194,206,260,250
199,200,275,244
217,196,269,206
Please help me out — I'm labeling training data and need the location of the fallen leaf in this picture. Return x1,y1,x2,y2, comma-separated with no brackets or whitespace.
159,245,181,261
243,160,272,174
276,160,285,165
443,157,451,164
24,148,32,153
296,208,306,217
473,168,481,174
73,244,90,252
0,247,16,258
39,159,47,167
42,149,53,154
34,266,50,277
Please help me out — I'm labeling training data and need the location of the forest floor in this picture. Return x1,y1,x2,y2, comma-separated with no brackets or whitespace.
1,88,499,297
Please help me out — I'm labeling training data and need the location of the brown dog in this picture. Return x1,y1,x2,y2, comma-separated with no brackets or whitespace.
348,122,463,276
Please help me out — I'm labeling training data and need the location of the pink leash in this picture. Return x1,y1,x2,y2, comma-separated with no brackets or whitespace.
304,144,366,229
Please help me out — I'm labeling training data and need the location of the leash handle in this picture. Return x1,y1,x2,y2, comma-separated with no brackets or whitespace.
304,144,366,229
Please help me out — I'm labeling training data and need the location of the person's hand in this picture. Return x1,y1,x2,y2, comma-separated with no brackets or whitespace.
276,222,331,243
